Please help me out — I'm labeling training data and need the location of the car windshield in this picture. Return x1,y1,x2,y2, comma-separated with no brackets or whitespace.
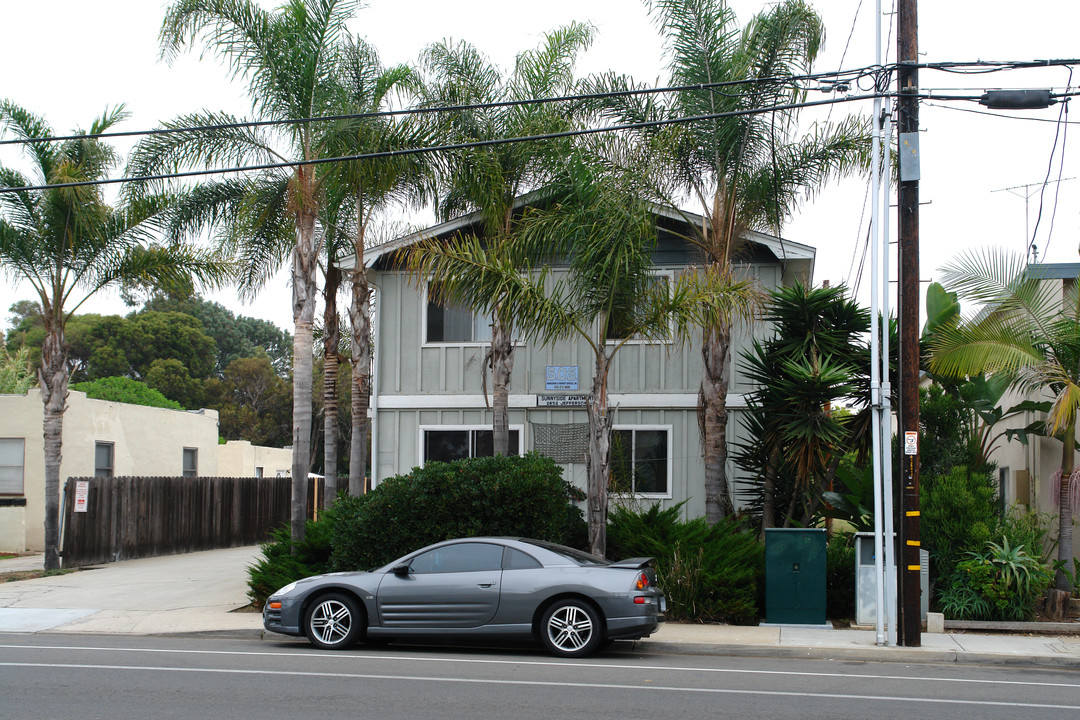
520,539,610,566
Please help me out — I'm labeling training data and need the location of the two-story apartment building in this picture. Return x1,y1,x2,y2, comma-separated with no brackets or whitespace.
352,203,814,517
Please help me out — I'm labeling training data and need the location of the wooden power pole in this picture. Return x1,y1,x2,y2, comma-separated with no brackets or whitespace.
896,0,922,647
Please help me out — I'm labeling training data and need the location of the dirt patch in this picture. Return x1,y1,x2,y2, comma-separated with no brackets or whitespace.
1,569,76,583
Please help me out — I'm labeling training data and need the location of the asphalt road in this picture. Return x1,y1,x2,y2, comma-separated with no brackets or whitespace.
3,634,1080,720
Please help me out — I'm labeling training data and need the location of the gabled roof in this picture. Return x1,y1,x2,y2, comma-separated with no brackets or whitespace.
338,195,814,273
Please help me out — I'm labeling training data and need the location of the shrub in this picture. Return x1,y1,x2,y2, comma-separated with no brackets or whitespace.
921,465,998,596
607,502,764,624
72,376,183,410
331,453,585,571
825,532,856,620
943,538,1053,621
247,516,335,608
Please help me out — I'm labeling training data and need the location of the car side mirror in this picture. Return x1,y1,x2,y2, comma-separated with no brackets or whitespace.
391,563,411,576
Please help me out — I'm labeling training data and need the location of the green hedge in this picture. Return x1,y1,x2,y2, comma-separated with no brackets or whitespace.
330,453,586,571
607,502,764,624
246,517,334,608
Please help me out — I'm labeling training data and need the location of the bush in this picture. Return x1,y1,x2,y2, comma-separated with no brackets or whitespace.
331,453,585,571
72,376,183,410
247,516,335,608
941,538,1053,621
921,465,998,596
826,532,856,620
607,502,764,624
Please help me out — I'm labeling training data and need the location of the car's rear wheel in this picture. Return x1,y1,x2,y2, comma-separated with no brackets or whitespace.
305,592,363,650
540,599,602,657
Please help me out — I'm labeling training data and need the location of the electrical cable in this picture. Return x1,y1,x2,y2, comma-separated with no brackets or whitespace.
0,66,881,148
0,92,885,195
1034,68,1072,258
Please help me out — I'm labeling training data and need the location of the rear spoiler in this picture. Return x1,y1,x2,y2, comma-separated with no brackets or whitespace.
607,557,654,569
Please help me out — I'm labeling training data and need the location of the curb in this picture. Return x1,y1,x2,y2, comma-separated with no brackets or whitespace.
629,639,1080,669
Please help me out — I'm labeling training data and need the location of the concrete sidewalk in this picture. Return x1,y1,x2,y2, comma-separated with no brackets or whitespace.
2,547,1080,667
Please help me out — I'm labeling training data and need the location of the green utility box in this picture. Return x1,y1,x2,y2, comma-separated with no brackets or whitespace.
764,528,826,625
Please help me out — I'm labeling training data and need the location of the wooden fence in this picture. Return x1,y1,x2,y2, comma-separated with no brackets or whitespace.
60,475,324,567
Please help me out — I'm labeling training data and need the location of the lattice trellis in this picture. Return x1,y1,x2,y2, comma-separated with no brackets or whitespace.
532,422,589,464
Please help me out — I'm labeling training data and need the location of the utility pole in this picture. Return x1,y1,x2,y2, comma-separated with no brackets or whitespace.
896,0,922,647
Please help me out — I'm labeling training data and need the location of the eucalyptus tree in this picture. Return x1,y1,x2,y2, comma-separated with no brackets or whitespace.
407,152,763,556
131,0,362,541
0,101,230,570
928,249,1080,592
587,0,870,522
414,22,594,457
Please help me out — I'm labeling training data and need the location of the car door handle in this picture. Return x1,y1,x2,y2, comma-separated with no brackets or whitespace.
477,580,496,588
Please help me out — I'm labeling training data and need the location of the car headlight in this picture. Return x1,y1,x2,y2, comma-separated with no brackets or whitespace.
273,581,298,597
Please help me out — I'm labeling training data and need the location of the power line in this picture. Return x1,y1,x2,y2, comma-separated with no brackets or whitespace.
0,66,884,148
0,92,887,195
5,57,1077,150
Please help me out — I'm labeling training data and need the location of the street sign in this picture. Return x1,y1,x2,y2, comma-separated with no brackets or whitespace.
904,431,918,456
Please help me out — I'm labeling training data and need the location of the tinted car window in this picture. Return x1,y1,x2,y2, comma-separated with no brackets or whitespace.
408,543,504,574
520,539,610,566
504,547,542,570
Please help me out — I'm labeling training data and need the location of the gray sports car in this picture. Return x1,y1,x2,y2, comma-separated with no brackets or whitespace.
263,537,666,657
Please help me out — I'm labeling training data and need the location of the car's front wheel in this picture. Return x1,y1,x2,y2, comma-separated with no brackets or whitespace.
540,599,602,657
305,592,363,650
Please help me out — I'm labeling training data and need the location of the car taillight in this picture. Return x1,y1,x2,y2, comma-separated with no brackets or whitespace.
635,572,649,590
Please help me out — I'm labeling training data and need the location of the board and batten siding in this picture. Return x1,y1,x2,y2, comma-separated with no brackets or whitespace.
377,267,771,398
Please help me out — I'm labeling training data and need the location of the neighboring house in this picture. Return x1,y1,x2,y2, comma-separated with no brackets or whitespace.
348,203,814,517
0,388,292,553
983,263,1080,529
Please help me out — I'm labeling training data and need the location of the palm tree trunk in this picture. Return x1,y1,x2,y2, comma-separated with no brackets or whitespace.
348,267,372,497
701,320,734,523
322,263,341,505
39,310,67,571
349,191,372,497
586,349,612,557
1056,419,1076,591
491,313,514,456
290,206,319,544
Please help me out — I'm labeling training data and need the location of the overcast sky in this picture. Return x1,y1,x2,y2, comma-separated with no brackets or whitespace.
2,0,1078,335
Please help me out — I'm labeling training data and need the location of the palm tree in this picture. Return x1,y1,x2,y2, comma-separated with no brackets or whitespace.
928,248,1080,592
407,154,763,556
131,0,362,541
0,101,230,570
414,23,594,456
327,36,435,497
588,0,870,522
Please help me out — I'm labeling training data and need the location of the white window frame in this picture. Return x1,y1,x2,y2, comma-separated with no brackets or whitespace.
94,441,114,479
418,424,526,466
182,447,198,478
610,424,673,498
423,279,492,346
0,438,25,495
604,270,675,345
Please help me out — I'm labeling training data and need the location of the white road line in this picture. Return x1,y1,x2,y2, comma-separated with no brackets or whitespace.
2,643,1080,690
2,661,1079,711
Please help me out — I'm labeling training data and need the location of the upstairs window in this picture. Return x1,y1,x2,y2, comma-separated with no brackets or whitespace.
426,283,491,343
604,272,673,343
